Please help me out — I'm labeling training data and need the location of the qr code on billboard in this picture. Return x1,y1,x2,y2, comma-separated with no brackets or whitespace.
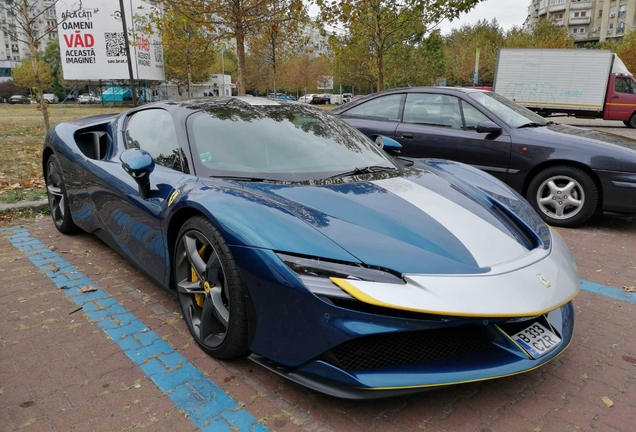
105,32,126,57
154,43,163,63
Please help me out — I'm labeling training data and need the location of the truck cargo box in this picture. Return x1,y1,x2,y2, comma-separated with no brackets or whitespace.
493,49,614,113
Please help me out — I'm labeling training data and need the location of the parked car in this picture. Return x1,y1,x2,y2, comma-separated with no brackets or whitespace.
342,93,353,103
298,94,317,103
78,94,100,104
8,95,30,104
494,49,636,127
267,93,293,101
43,93,59,104
331,86,636,228
310,94,331,105
43,97,578,398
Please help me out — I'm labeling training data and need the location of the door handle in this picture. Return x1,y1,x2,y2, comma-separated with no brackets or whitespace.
401,133,414,139
612,95,620,98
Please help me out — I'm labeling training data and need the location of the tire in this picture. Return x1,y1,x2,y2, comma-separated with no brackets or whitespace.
526,165,599,228
624,114,636,128
45,154,78,234
174,216,249,359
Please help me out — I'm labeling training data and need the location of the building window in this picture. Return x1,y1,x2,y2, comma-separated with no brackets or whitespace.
599,10,603,17
617,22,625,33
554,13,564,19
619,5,627,18
610,6,616,16
572,11,587,17
550,0,565,5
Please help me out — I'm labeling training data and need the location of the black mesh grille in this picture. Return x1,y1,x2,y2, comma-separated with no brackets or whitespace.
326,325,492,371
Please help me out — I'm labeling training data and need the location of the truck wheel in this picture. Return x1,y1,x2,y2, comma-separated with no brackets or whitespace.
624,114,636,128
526,165,599,228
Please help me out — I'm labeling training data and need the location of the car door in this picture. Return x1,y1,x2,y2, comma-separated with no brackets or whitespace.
606,76,636,121
395,93,512,181
337,93,405,139
84,108,189,282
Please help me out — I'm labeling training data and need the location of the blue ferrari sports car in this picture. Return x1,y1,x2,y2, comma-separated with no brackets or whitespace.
43,97,579,398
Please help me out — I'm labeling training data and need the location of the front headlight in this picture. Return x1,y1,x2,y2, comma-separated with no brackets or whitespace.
276,253,404,300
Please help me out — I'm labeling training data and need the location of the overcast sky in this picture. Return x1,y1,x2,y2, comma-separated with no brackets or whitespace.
310,0,529,35
437,0,529,34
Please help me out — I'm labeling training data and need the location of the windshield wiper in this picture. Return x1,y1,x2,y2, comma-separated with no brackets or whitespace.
328,165,396,179
210,175,273,182
517,122,546,128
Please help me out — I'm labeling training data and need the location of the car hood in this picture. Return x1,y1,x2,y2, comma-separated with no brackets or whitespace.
238,166,547,275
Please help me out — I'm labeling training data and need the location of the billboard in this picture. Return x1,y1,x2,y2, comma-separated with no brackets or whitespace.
316,76,334,90
56,0,164,80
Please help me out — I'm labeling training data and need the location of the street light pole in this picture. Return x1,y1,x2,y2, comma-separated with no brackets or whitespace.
119,0,137,107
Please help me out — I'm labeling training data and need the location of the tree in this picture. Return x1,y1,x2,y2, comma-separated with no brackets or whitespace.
608,30,636,74
0,80,28,100
42,39,73,100
12,58,53,91
0,0,81,130
246,1,308,94
318,0,484,91
504,19,574,49
444,19,504,85
161,0,305,95
140,5,215,96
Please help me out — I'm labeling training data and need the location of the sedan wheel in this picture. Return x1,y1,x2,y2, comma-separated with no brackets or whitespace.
174,216,249,359
527,165,598,228
45,155,77,234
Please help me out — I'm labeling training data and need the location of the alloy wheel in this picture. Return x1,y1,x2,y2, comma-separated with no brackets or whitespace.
175,230,230,348
46,160,66,226
535,175,585,220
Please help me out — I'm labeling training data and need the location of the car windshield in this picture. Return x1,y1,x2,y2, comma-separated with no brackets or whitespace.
469,91,548,128
187,100,396,181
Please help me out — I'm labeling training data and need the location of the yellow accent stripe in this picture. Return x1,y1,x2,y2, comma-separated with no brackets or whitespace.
606,102,636,107
494,324,531,359
515,101,602,108
329,278,579,318
361,340,571,391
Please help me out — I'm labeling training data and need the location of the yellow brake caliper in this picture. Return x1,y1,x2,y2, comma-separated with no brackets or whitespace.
193,244,207,307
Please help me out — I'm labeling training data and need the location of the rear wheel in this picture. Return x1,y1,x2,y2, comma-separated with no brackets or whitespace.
526,165,599,228
45,154,77,234
174,216,249,359
624,113,636,128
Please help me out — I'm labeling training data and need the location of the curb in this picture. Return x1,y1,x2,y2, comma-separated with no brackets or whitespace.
0,198,49,213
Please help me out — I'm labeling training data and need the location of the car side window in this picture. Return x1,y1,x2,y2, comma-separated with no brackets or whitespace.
615,77,636,94
403,94,462,129
344,94,403,121
461,101,491,130
125,109,184,171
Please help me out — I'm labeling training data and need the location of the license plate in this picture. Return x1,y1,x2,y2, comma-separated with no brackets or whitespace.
512,322,561,359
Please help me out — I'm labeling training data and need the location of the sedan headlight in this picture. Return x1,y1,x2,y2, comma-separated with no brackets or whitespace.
276,253,403,300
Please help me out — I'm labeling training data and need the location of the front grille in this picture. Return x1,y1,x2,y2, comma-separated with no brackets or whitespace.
325,325,492,371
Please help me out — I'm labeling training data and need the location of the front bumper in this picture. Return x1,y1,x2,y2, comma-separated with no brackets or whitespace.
249,302,574,399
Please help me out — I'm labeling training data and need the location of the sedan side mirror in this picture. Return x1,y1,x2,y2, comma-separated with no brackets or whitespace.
120,148,155,199
371,135,402,155
476,121,502,135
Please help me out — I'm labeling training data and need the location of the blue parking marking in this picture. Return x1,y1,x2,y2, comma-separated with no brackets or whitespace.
580,279,636,304
1,227,269,432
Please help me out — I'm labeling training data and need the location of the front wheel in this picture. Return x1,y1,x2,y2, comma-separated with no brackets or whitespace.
526,165,599,228
174,216,249,359
45,154,77,234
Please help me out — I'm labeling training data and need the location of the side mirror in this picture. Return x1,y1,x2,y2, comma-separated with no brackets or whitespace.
120,148,155,199
476,121,502,134
371,135,402,155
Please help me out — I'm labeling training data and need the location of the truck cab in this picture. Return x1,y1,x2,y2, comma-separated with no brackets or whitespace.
604,73,636,126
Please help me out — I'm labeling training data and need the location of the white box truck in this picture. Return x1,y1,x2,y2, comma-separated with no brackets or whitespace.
493,49,636,127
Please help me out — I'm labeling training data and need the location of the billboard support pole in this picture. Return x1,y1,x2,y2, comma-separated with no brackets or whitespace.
119,0,137,107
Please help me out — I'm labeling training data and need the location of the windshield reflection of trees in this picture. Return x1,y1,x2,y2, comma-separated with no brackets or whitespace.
183,98,377,153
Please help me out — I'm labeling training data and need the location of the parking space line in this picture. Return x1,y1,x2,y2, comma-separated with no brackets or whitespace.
1,227,269,432
580,279,636,304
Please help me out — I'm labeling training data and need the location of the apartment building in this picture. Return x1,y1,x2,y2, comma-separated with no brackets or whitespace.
525,0,636,43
